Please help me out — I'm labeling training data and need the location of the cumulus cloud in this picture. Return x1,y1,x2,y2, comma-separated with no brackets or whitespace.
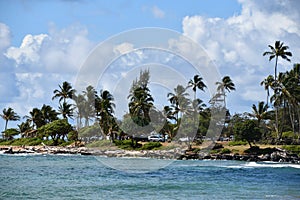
5,34,48,65
182,0,300,112
1,23,94,122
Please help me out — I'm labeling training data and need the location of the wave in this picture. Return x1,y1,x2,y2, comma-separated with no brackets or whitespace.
223,162,300,169
244,162,300,169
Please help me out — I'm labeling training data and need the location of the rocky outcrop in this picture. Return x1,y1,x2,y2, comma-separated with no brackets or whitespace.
1,145,299,164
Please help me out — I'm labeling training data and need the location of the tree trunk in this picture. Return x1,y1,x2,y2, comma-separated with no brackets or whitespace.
4,120,8,131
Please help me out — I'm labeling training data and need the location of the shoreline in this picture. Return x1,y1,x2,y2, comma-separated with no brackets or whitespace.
1,145,300,164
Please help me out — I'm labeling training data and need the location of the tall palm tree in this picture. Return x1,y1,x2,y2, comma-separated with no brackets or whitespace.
52,81,76,103
188,75,206,100
73,93,86,129
250,101,269,126
263,41,292,82
1,108,20,133
216,76,235,107
263,41,292,141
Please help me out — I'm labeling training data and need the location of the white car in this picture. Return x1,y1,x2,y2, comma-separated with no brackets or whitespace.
148,135,164,142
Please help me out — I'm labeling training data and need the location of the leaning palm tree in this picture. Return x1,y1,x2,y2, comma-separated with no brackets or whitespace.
188,75,206,100
1,108,20,133
216,76,235,107
263,41,292,82
52,81,76,103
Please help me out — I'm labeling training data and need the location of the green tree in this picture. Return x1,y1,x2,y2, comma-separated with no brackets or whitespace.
1,107,20,134
233,119,261,147
37,119,73,145
2,128,20,140
128,70,154,127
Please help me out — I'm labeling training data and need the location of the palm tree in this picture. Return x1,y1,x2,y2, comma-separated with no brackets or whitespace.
52,81,76,103
1,108,20,134
250,101,269,126
24,108,43,129
167,85,191,122
95,90,116,136
263,41,293,141
41,104,58,124
263,41,292,82
188,75,206,100
58,102,74,121
128,86,154,126
216,76,235,107
73,93,86,129
260,75,275,106
18,120,32,138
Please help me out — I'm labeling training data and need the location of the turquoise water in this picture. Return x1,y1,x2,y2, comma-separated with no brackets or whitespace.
1,154,300,200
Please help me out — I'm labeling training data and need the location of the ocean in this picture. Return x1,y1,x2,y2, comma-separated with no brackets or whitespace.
1,154,299,200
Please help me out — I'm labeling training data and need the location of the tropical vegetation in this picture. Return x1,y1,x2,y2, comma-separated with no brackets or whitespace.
0,41,299,151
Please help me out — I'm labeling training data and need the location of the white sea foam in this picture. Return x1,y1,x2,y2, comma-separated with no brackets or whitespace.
244,162,300,169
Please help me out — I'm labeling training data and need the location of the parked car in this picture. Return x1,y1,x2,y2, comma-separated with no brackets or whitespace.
148,135,164,142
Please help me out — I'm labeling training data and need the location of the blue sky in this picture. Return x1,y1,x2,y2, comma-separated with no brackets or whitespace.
1,0,300,130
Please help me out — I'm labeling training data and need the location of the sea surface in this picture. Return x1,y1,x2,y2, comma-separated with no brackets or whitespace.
1,154,300,200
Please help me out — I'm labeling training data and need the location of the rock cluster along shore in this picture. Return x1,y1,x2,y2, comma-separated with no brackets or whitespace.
1,145,299,164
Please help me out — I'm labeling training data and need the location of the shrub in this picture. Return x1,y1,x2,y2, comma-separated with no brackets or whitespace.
228,140,248,146
244,146,276,155
114,139,140,150
141,142,162,150
86,140,111,148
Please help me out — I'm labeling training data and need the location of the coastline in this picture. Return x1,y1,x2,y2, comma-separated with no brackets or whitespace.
1,145,299,164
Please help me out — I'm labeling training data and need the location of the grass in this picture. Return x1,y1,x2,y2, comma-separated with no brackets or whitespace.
282,145,300,156
228,140,248,146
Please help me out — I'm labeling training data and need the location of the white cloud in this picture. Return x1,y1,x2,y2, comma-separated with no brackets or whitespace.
0,23,95,123
152,6,165,19
0,23,11,51
181,0,300,112
113,42,134,55
5,34,48,65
